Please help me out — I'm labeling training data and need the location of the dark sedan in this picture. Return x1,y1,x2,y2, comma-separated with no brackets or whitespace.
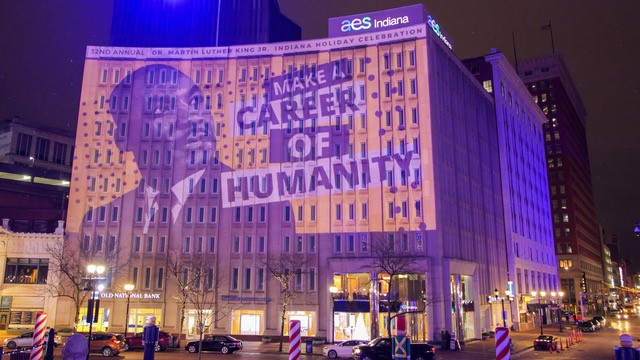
533,335,558,351
185,335,242,354
577,321,595,332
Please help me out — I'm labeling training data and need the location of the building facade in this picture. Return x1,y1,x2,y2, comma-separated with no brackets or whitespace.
0,118,72,233
464,51,559,331
518,54,604,316
0,220,64,331
63,8,516,342
110,0,301,48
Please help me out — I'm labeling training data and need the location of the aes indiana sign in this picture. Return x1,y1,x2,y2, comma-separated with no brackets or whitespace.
327,4,453,50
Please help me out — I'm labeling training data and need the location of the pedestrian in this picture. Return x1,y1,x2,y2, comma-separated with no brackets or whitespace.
572,314,577,323
565,314,570,323
444,330,451,350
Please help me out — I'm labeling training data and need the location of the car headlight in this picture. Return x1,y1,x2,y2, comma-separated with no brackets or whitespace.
354,348,361,354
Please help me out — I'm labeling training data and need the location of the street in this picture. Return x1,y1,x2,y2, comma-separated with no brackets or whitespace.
4,315,637,360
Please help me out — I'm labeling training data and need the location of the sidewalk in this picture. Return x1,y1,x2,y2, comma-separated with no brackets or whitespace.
242,324,582,358
428,324,583,358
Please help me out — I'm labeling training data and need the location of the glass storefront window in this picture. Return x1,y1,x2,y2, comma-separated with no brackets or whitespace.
231,310,264,335
282,311,317,337
4,258,49,284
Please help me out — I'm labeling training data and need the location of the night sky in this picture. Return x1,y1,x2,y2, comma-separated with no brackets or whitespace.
1,1,639,263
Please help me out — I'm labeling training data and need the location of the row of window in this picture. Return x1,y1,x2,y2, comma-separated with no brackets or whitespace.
141,265,318,293
515,268,557,296
15,133,73,165
100,48,417,90
85,195,425,226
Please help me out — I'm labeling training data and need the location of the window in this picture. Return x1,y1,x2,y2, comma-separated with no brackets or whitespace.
16,133,32,157
82,235,91,252
133,236,141,252
334,235,342,252
159,236,166,253
245,236,253,253
231,268,239,291
208,237,216,253
184,236,191,253
233,236,240,253
383,53,390,69
157,267,164,289
108,236,117,253
244,268,252,290
258,236,265,253
35,137,50,161
283,236,290,253
483,80,493,93
4,258,49,284
257,268,265,291
95,235,104,252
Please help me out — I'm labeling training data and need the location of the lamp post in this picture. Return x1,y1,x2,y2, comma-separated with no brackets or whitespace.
86,264,105,360
531,291,546,336
123,284,135,338
495,289,507,328
329,286,338,343
557,291,565,332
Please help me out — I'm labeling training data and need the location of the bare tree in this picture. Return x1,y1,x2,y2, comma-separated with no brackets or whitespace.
362,235,425,338
45,238,129,328
166,250,229,360
260,253,309,353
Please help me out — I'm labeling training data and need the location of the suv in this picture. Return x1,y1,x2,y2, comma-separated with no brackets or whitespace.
87,332,123,357
123,331,174,351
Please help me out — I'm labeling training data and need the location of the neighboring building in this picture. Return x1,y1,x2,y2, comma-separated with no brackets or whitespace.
463,50,559,331
0,220,64,331
0,118,72,233
518,54,604,315
0,117,74,174
62,5,516,343
110,0,301,48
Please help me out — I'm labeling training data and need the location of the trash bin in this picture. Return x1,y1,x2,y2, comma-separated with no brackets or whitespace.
10,351,30,360
305,339,313,354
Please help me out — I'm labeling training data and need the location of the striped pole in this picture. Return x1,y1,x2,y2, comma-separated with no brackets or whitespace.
30,312,47,360
289,320,301,360
495,327,510,360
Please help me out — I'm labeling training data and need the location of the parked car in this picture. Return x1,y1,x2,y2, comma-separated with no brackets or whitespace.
87,332,123,357
123,331,173,351
3,331,62,349
592,316,606,326
352,337,436,360
323,340,369,359
577,321,595,332
533,335,558,351
589,319,601,330
185,335,242,354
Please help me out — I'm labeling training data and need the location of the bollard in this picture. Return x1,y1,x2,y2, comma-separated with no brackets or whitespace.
560,339,563,351
289,320,301,360
495,327,510,360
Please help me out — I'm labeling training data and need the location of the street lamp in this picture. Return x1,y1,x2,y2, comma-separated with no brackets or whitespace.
329,286,338,344
494,289,507,328
531,291,546,336
86,264,105,360
555,291,565,332
123,284,135,338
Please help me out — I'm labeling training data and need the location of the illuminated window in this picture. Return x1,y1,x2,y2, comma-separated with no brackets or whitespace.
483,80,493,93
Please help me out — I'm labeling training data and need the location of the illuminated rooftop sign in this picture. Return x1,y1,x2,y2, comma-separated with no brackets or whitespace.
328,4,453,50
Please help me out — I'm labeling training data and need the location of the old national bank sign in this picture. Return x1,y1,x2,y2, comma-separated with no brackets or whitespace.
61,4,506,345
